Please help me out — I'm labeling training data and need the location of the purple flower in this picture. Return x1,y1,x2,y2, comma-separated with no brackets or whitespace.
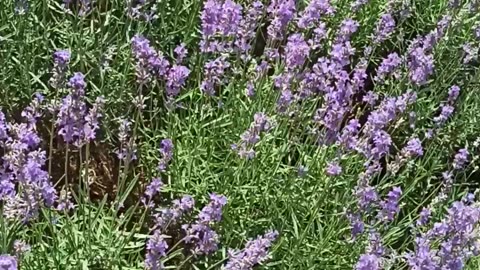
174,195,195,213
63,0,91,16
356,185,379,210
158,139,174,172
183,194,226,255
284,34,310,71
453,148,469,170
297,0,334,29
363,91,379,106
373,13,395,44
378,187,402,222
235,1,264,58
198,193,227,224
83,96,105,141
0,111,7,141
131,35,170,84
408,200,480,270
0,255,17,270
154,195,195,229
267,0,296,40
326,161,342,176
447,85,460,104
417,207,432,227
352,58,368,92
375,53,402,82
174,43,188,63
407,45,434,86
54,50,70,65
234,113,273,159
145,231,168,270
183,223,220,255
433,105,455,126
116,119,137,162
347,212,365,239
371,130,392,159
308,22,327,49
245,81,255,97
355,254,380,270
201,56,230,96
143,178,163,207
403,137,423,157
200,0,243,53
166,65,190,97
474,23,480,40
56,189,75,211
463,42,478,64
224,230,278,270
330,41,355,67
406,237,437,269
126,0,159,21
56,74,104,146
339,119,361,150
336,18,359,42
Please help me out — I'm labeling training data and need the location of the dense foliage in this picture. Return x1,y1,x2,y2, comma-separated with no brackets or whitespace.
1,0,480,269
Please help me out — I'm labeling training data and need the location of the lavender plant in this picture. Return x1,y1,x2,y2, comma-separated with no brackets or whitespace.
1,0,480,269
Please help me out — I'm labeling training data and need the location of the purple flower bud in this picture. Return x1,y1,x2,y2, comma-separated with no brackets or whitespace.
447,85,461,104
373,13,396,44
326,161,342,176
116,119,137,162
355,254,380,270
297,0,334,29
463,42,479,64
145,231,168,270
266,0,296,40
453,148,469,170
166,65,190,97
198,193,227,223
417,207,432,226
174,43,188,63
285,34,310,71
378,187,402,222
224,230,278,270
403,137,423,157
143,178,163,207
0,255,17,270
158,139,174,172
336,18,359,43
407,46,435,85
434,105,455,126
375,53,402,82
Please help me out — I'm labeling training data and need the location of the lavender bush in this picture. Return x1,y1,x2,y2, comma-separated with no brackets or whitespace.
1,0,480,269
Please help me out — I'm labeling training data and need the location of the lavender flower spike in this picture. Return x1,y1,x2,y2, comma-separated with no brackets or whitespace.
0,254,17,270
145,231,168,270
158,139,174,172
224,230,279,270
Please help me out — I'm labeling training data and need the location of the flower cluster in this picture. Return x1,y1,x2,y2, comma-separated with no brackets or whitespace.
116,118,137,162
183,193,227,255
224,230,279,270
0,95,57,222
126,0,158,21
232,113,273,159
131,35,190,97
0,255,17,270
56,72,105,146
407,200,480,269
